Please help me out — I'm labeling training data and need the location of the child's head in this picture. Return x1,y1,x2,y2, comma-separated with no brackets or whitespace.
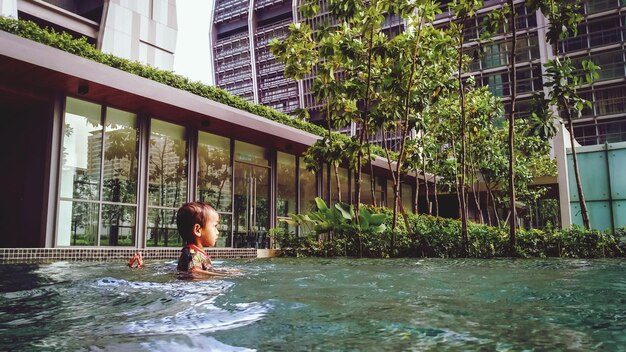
176,202,220,247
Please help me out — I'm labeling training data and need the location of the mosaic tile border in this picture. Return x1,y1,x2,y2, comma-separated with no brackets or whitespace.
0,248,258,264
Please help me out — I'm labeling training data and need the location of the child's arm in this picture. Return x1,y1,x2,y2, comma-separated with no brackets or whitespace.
190,268,228,278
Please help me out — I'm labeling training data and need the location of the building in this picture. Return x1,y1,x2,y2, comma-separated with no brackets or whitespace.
434,0,626,230
209,0,410,151
1,0,178,70
210,0,626,147
210,0,626,230
0,0,416,256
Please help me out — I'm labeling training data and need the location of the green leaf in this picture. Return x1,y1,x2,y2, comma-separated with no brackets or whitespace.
369,213,387,226
315,197,329,211
334,202,354,220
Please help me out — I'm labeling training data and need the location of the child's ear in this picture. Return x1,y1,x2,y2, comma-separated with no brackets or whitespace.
193,224,202,237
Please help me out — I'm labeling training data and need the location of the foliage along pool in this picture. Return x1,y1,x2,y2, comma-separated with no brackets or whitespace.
0,258,624,351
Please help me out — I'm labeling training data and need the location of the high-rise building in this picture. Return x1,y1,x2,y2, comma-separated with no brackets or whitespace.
209,0,407,149
434,0,626,146
210,0,626,147
0,0,178,70
210,0,301,113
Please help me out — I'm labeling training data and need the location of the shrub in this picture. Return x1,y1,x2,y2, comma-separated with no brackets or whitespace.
278,206,626,258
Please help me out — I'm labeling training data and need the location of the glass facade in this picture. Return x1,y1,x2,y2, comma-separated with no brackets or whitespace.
146,119,188,247
197,131,232,212
277,152,297,235
55,97,413,248
330,167,350,205
300,157,317,213
233,141,270,248
57,98,139,247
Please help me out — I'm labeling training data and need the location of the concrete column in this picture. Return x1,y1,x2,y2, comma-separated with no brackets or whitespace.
555,122,572,228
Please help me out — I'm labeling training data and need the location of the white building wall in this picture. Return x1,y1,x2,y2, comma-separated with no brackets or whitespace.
0,0,17,18
100,0,177,70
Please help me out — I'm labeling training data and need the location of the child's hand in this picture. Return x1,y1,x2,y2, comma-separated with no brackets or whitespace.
127,251,144,268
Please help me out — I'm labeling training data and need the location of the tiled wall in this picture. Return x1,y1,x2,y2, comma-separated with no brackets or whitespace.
0,248,258,264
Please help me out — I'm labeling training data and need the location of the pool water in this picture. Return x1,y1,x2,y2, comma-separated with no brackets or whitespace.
0,258,624,351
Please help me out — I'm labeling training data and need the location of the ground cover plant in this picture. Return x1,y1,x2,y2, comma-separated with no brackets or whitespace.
276,198,626,258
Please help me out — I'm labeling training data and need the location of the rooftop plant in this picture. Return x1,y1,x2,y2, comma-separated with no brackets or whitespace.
0,16,393,160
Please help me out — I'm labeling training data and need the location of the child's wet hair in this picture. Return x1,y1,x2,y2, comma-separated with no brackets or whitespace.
176,202,217,243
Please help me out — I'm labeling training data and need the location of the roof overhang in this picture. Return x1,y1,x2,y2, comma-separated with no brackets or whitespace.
0,30,321,155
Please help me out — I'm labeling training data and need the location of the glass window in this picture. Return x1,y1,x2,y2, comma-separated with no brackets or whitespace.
585,0,617,14
57,98,139,247
103,107,139,203
277,152,297,217
402,183,413,214
360,173,373,205
386,179,396,210
235,140,270,166
299,156,317,213
589,18,622,48
147,119,188,247
197,132,232,212
330,167,350,204
376,176,386,206
277,152,297,235
58,200,99,246
594,50,625,81
146,208,180,247
100,204,136,246
217,214,232,248
60,98,102,201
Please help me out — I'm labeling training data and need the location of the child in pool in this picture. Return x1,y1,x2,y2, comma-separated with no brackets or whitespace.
176,202,226,277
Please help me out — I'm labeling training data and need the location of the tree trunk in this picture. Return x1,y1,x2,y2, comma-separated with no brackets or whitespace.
507,0,518,255
413,170,419,214
421,146,431,215
334,163,342,203
485,183,493,226
488,187,501,226
565,107,591,229
434,172,440,218
458,21,469,256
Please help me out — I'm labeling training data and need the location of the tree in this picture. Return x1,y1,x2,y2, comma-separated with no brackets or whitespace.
449,0,484,255
374,2,457,234
483,0,519,252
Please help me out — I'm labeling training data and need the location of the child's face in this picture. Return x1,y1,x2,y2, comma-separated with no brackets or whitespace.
200,211,220,247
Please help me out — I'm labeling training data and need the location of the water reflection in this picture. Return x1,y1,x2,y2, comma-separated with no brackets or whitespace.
0,259,624,351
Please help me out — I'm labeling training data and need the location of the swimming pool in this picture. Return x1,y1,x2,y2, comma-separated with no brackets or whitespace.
1,258,624,351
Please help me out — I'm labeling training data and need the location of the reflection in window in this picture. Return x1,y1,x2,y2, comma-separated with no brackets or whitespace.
197,132,232,212
235,140,270,166
146,208,181,247
101,204,136,246
148,120,188,208
402,183,413,214
299,157,317,213
103,107,139,203
330,167,349,205
360,173,373,205
58,200,98,246
60,98,102,201
277,152,296,217
277,152,297,235
147,119,188,247
57,98,139,247
217,214,232,248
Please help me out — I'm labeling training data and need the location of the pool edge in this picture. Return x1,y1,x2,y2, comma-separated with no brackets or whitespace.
0,248,264,263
